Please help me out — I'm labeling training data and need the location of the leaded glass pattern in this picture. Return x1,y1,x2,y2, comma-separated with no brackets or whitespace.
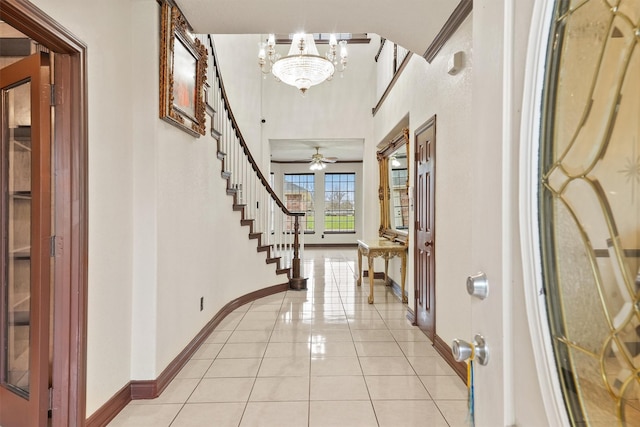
540,0,640,424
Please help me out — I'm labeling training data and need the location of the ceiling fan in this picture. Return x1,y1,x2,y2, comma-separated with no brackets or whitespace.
309,147,337,170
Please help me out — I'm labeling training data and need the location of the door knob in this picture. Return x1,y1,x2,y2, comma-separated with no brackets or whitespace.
466,272,489,299
451,334,489,366
452,339,473,362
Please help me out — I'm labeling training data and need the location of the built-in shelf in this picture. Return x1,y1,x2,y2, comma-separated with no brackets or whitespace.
10,246,31,260
10,191,31,200
9,310,30,326
12,139,31,151
12,126,31,151
12,126,30,141
11,292,30,311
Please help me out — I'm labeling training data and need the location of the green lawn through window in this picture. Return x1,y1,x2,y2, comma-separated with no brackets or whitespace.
303,215,355,232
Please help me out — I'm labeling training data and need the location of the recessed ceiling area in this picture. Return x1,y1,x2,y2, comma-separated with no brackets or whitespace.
270,138,364,163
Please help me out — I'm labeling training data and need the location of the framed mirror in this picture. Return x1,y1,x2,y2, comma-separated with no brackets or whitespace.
377,128,409,245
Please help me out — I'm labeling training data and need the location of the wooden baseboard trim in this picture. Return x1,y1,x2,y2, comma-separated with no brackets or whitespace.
388,277,408,302
87,282,289,425
130,380,158,400
132,282,289,400
433,333,468,385
363,271,385,280
406,306,416,324
85,382,131,427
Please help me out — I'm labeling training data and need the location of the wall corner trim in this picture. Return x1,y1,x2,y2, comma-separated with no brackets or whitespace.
423,0,473,63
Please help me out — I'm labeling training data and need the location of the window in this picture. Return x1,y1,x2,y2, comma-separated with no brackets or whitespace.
324,173,355,233
284,174,314,232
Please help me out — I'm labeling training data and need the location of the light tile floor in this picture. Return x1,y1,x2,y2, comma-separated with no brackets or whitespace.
108,249,469,426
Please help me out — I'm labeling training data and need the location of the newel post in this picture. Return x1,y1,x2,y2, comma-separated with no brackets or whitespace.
289,215,307,290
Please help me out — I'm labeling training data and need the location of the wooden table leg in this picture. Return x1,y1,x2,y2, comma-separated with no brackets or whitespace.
368,255,375,304
357,247,363,286
401,251,407,303
384,257,390,286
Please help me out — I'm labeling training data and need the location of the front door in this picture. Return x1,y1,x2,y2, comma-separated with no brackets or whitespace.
414,116,436,340
0,52,52,427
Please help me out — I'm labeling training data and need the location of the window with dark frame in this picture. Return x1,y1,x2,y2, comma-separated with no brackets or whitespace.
324,173,356,233
284,173,315,232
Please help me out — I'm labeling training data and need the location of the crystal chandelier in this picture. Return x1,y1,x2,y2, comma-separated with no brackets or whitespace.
258,33,348,94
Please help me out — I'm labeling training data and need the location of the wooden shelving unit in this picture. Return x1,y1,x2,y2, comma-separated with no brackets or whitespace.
4,125,31,394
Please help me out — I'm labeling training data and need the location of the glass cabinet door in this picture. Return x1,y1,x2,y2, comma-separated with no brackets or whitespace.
0,52,51,427
4,80,32,396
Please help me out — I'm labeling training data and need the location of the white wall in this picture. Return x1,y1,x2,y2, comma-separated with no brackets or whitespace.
29,0,286,417
154,123,283,371
371,18,474,346
25,0,552,423
259,39,377,151
30,0,136,415
212,34,266,169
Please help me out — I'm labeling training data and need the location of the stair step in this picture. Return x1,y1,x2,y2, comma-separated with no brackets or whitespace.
214,142,297,283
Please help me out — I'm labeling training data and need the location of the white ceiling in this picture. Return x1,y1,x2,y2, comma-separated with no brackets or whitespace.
175,0,457,55
175,0,459,163
270,138,364,163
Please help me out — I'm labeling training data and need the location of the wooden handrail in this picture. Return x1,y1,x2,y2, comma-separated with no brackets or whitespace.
207,34,307,290
207,35,303,218
372,52,412,116
374,38,386,62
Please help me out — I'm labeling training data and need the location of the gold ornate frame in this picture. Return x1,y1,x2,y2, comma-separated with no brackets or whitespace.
159,1,207,137
377,128,410,245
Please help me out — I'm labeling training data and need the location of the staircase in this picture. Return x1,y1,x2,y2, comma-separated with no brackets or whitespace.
206,35,307,290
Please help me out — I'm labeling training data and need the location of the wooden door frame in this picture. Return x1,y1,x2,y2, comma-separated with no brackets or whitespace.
413,115,436,341
0,1,88,426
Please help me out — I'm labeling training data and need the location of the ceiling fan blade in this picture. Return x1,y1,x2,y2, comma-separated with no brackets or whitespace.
322,157,338,163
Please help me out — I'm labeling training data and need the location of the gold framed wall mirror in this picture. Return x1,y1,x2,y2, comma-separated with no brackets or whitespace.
377,128,410,245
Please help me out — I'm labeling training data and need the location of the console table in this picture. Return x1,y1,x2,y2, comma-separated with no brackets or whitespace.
357,239,407,304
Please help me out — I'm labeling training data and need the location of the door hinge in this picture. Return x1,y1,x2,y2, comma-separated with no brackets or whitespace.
49,387,53,411
50,235,62,257
50,84,62,106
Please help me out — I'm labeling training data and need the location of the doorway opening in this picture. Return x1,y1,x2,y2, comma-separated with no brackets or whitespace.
0,1,88,426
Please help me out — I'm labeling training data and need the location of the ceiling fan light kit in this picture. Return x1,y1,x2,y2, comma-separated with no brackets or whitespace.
309,147,337,170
